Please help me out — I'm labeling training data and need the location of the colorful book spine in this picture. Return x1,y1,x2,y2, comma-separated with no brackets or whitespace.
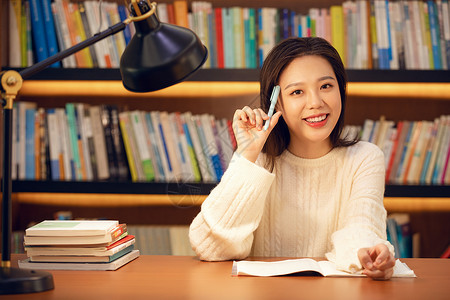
41,0,60,67
29,0,49,62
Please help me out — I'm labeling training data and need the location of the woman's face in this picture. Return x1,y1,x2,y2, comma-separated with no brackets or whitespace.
277,55,342,158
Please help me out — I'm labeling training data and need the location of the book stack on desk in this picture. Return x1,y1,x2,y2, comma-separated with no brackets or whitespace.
18,220,140,271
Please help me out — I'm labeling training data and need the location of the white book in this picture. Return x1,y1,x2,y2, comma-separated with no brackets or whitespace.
232,258,416,278
84,1,109,68
100,2,120,67
159,111,182,181
47,109,62,180
156,3,169,22
169,113,193,181
412,1,427,69
129,110,156,181
53,0,77,68
402,1,414,69
183,112,214,182
19,250,140,271
173,113,196,181
360,119,374,142
89,106,109,180
26,220,119,236
55,108,73,180
388,2,399,69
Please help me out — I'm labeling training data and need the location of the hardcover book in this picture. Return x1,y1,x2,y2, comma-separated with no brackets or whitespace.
19,250,140,271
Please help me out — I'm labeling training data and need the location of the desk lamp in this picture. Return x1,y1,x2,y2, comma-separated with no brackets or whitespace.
0,0,207,294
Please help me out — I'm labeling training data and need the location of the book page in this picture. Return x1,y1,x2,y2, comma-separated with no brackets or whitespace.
232,258,324,277
317,260,363,277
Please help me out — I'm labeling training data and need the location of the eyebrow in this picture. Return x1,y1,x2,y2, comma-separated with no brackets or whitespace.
284,75,336,90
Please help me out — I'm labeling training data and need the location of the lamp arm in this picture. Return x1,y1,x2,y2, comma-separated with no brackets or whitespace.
19,20,129,80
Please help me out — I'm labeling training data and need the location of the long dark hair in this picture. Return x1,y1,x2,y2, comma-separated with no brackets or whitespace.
260,37,358,171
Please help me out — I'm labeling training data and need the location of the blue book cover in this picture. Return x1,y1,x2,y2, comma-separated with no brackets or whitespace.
40,0,60,67
428,0,443,69
248,8,257,68
208,10,217,68
118,5,132,45
384,0,393,64
222,8,234,68
395,123,415,181
25,108,36,179
29,0,49,62
244,9,251,68
46,109,60,180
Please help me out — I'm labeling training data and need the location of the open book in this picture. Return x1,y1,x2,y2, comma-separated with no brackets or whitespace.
232,258,416,277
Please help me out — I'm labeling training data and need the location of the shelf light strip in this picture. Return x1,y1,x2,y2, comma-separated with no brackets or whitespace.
20,81,450,99
12,193,450,212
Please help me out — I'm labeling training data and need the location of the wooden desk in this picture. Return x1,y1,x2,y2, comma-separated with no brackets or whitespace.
3,255,449,300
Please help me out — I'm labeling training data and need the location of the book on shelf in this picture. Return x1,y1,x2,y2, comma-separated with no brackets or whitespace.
19,249,140,271
231,258,416,278
342,115,450,185
7,0,450,70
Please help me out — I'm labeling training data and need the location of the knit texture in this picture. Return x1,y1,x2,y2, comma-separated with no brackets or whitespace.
189,141,394,272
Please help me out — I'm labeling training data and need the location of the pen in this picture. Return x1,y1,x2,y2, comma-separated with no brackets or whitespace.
264,85,280,131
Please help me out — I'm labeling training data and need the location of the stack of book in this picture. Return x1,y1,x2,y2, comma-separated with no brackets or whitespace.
18,220,139,271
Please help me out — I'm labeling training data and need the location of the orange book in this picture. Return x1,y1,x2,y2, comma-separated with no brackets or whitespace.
402,121,423,184
173,0,189,28
70,2,93,67
61,0,87,67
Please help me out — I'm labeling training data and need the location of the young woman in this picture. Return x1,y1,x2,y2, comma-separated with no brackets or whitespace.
189,37,395,280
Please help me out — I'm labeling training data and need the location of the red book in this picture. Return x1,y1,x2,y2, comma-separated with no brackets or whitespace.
106,234,135,250
215,7,224,68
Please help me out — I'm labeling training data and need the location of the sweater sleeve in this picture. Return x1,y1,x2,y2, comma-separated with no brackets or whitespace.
189,153,275,261
325,143,395,273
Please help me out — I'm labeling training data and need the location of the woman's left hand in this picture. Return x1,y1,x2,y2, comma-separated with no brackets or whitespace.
358,243,395,280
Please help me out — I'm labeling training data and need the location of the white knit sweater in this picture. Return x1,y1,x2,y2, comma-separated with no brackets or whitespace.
189,141,394,272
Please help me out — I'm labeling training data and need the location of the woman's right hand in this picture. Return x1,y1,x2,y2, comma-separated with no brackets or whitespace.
232,106,282,163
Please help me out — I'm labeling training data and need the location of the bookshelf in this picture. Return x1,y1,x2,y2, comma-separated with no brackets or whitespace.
2,0,450,257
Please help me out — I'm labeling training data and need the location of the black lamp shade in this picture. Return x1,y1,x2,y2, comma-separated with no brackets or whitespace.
120,12,208,92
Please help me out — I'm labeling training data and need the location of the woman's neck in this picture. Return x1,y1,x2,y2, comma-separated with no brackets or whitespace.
287,138,333,159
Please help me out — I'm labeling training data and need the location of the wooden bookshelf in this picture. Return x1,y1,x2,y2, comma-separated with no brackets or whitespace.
2,0,450,258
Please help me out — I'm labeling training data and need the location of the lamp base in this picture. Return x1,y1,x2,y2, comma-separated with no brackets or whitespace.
0,267,54,294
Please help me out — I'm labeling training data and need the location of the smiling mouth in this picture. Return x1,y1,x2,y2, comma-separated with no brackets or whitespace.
304,114,328,123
